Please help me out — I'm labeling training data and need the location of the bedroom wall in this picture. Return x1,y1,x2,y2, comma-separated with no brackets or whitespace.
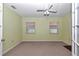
61,13,72,45
3,5,22,54
22,14,71,45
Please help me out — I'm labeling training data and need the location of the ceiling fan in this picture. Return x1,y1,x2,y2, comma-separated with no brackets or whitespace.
36,5,57,16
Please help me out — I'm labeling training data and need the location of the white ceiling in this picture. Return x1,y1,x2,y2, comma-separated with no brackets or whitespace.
5,3,72,17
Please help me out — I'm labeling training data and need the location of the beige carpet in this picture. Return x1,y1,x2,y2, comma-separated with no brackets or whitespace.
4,42,71,56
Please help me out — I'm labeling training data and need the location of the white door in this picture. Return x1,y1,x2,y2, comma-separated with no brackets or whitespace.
0,3,3,56
72,3,79,56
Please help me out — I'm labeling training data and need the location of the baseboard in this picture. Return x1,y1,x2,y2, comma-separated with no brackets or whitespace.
22,40,61,42
22,40,62,42
3,41,22,55
22,40,66,44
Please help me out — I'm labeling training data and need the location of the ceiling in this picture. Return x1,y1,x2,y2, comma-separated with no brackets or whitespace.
5,3,72,17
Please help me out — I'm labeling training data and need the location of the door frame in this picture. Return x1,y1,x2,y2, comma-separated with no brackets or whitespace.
72,3,79,56
72,3,75,56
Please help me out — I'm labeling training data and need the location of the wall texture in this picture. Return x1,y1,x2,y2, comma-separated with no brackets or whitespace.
61,14,72,45
22,16,71,45
3,5,22,54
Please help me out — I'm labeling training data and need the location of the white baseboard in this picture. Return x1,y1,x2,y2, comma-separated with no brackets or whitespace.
3,41,22,55
22,40,69,45
22,40,64,43
22,40,62,42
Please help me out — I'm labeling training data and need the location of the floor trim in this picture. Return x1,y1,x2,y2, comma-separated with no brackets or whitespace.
22,41,68,45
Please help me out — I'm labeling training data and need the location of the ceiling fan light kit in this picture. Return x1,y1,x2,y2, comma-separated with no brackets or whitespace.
44,11,50,16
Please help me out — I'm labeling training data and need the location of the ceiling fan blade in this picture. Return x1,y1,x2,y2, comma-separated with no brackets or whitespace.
37,10,45,12
49,11,57,13
49,5,53,9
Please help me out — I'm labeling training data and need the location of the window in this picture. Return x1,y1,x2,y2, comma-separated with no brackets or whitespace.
26,22,35,34
49,22,58,34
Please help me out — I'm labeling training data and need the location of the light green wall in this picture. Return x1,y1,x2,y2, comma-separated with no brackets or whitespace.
22,17,62,41
61,14,72,45
3,5,22,54
22,15,71,45
22,17,70,43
